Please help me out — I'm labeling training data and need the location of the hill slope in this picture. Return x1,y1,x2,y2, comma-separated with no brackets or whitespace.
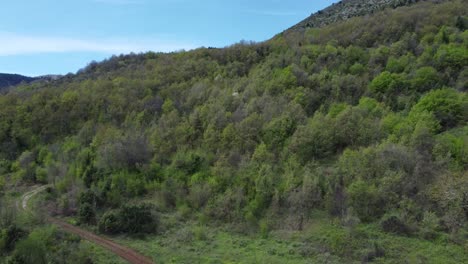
0,0,467,263
289,0,431,31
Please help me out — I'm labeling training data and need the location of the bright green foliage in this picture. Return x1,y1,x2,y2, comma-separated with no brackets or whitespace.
411,66,441,92
267,66,297,94
435,44,468,70
369,71,406,94
411,88,466,130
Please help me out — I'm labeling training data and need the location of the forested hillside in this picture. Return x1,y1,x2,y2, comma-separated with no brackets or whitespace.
1,0,467,263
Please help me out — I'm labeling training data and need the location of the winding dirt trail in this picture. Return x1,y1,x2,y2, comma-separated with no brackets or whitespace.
21,186,154,264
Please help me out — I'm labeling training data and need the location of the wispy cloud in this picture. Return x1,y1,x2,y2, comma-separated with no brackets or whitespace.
0,32,196,56
92,0,146,5
246,10,298,16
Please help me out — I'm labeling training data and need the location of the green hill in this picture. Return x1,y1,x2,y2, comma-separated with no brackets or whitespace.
0,73,36,91
0,0,467,263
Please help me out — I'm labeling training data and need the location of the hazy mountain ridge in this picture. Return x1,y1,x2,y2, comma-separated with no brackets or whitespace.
0,73,63,92
0,73,36,91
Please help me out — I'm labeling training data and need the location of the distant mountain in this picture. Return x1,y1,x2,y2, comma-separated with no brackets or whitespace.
0,73,37,91
0,73,62,92
288,0,427,31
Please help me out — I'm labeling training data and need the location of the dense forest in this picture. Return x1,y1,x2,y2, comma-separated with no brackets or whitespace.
0,0,467,263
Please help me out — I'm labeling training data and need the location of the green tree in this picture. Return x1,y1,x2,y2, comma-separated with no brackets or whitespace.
411,88,465,130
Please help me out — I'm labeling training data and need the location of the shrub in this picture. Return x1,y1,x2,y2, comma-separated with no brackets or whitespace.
411,66,441,92
435,44,468,70
188,183,212,209
347,181,383,222
192,225,208,241
362,242,385,263
380,214,411,235
98,211,121,234
119,204,157,234
420,211,440,240
78,203,96,225
411,88,465,130
1,225,27,252
98,204,158,235
369,71,405,94
10,229,50,264
289,113,335,162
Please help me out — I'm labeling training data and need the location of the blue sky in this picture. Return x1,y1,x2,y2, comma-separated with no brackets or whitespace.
0,0,338,76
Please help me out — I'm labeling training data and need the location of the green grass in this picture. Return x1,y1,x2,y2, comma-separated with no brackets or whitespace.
6,187,467,263
81,240,127,264
108,212,467,264
114,228,324,264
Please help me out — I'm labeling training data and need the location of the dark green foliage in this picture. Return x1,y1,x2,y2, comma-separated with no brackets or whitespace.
347,181,383,222
1,226,27,253
119,204,157,234
262,116,297,151
98,211,120,234
78,203,96,225
289,113,335,161
380,215,412,235
455,16,467,30
98,204,158,235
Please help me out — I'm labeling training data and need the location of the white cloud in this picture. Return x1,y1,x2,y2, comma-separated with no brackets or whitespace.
0,32,196,56
93,0,146,5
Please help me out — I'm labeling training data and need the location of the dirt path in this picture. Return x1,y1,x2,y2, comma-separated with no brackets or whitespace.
21,186,154,264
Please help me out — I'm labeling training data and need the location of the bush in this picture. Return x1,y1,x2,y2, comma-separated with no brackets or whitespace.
347,181,383,222
289,113,335,162
1,226,27,253
98,211,121,234
369,71,405,94
192,225,208,241
120,204,158,234
10,229,50,264
188,183,212,209
362,242,385,263
380,214,411,235
411,66,441,92
78,203,96,225
411,88,465,130
420,211,440,240
98,204,158,235
435,44,468,70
